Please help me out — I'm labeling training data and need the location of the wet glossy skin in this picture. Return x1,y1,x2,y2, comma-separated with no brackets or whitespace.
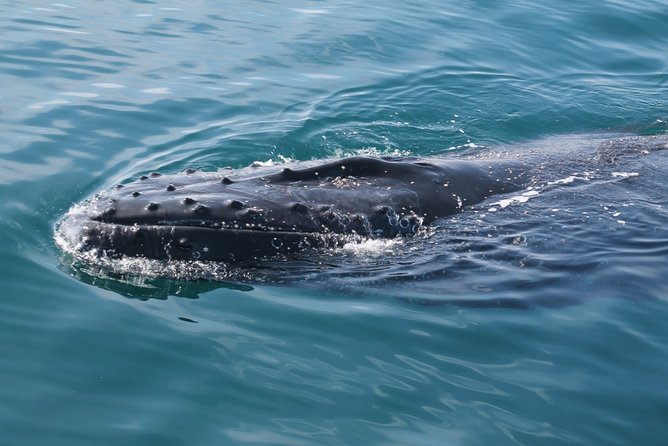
64,156,527,261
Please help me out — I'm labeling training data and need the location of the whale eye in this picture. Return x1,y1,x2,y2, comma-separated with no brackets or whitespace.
131,191,141,197
166,184,176,191
139,175,148,180
146,202,159,211
182,197,196,205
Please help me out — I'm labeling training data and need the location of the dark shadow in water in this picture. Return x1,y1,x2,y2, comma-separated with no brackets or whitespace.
58,247,591,310
59,255,253,300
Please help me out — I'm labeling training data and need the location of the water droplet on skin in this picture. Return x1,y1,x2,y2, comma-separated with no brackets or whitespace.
177,238,192,251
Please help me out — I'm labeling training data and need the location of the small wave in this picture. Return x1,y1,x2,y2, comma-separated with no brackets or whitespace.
611,171,639,178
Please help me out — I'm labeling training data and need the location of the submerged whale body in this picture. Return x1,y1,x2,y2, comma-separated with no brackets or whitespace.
60,156,528,261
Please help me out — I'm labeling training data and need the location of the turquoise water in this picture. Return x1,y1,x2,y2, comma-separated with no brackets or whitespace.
2,1,668,445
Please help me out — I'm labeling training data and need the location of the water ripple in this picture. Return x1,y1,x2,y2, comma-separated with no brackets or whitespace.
2,1,668,445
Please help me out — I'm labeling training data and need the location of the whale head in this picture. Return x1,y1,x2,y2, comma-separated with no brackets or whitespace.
59,161,426,262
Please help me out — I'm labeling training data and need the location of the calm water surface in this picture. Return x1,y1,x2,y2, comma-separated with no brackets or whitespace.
1,1,668,445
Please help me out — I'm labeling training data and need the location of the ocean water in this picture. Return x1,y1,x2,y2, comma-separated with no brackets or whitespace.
2,1,668,445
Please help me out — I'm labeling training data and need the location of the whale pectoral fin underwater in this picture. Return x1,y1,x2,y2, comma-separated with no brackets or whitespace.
58,155,527,262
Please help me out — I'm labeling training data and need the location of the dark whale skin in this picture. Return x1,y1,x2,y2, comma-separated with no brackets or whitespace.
61,156,527,261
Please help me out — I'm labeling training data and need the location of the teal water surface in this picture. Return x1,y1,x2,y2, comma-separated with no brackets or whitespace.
1,1,668,445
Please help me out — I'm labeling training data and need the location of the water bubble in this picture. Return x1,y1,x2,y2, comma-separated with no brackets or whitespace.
512,235,527,246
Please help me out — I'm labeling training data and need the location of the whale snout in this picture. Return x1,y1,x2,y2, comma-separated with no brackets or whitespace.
65,172,330,261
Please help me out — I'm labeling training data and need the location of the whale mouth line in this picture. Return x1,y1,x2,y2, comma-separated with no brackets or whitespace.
82,219,325,245
94,219,318,235
73,216,348,262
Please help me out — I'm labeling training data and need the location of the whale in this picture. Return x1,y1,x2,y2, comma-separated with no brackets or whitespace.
59,155,528,262
58,134,667,263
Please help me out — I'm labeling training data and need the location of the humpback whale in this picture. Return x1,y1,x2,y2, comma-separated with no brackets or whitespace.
59,156,527,262
57,134,667,263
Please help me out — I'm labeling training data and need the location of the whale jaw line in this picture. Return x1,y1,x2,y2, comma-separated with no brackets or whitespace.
74,219,340,262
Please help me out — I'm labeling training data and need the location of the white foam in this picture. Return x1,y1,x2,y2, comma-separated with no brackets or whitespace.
249,154,294,168
547,174,591,185
333,146,411,158
491,190,540,209
611,172,639,178
341,238,402,257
